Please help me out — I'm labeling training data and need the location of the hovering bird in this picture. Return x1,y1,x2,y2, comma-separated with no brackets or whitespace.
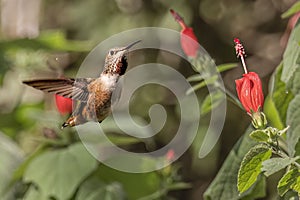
23,40,141,128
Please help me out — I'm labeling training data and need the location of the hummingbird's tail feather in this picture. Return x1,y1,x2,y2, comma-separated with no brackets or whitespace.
61,122,69,129
61,115,87,129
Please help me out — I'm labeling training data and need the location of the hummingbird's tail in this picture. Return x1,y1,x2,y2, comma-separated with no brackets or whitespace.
61,122,70,129
61,115,86,129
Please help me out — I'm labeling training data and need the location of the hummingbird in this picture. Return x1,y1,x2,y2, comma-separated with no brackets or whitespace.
23,40,141,129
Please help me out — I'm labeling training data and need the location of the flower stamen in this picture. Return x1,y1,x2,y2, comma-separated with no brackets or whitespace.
234,38,248,74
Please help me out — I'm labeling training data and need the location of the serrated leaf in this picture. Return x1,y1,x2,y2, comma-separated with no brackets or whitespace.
24,143,98,200
217,63,237,73
200,90,225,115
237,144,272,194
278,168,300,196
286,94,300,156
249,130,270,143
204,127,262,200
262,157,299,177
282,2,300,18
281,19,300,92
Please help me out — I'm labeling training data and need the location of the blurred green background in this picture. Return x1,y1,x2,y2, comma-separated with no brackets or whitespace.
0,0,296,199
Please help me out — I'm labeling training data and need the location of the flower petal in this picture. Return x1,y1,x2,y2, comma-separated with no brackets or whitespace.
55,94,74,115
180,27,199,57
246,72,264,112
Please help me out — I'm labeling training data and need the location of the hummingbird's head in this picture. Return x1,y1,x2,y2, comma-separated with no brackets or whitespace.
103,40,141,76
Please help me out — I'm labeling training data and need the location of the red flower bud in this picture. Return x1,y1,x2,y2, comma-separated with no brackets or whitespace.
170,9,200,57
55,94,73,115
235,72,264,114
166,149,175,161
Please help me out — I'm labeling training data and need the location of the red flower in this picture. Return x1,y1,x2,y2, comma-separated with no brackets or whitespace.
235,72,264,114
170,9,199,57
234,38,264,114
166,149,175,161
55,94,73,115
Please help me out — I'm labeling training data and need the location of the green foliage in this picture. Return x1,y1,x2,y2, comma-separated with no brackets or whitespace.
265,63,294,129
0,133,24,199
76,176,125,200
262,157,300,177
0,31,92,52
249,130,270,143
23,143,98,200
281,1,300,18
216,63,237,73
281,19,300,94
237,144,272,194
278,168,300,196
200,90,224,115
236,125,297,196
204,129,266,200
286,94,300,156
96,165,160,199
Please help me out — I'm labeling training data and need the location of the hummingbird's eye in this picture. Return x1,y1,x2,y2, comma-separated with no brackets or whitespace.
109,50,114,56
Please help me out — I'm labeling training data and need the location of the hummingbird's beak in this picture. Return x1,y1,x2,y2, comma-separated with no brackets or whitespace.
124,40,141,50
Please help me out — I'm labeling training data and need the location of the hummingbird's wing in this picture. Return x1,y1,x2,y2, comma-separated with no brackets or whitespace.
23,78,96,102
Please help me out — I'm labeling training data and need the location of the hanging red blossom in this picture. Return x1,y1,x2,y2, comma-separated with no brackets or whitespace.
234,38,266,129
170,9,200,57
234,38,264,115
55,94,73,115
235,72,264,114
234,38,264,114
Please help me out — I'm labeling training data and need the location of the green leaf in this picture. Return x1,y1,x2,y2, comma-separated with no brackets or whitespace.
12,145,46,183
23,186,47,200
187,63,234,82
200,90,225,115
0,132,24,199
24,143,98,200
249,130,270,143
286,94,300,156
266,63,294,129
237,144,272,194
204,127,264,200
282,1,300,18
240,176,266,200
186,76,218,95
278,168,300,196
76,176,125,200
217,63,237,73
281,19,300,94
262,157,300,177
187,74,205,82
